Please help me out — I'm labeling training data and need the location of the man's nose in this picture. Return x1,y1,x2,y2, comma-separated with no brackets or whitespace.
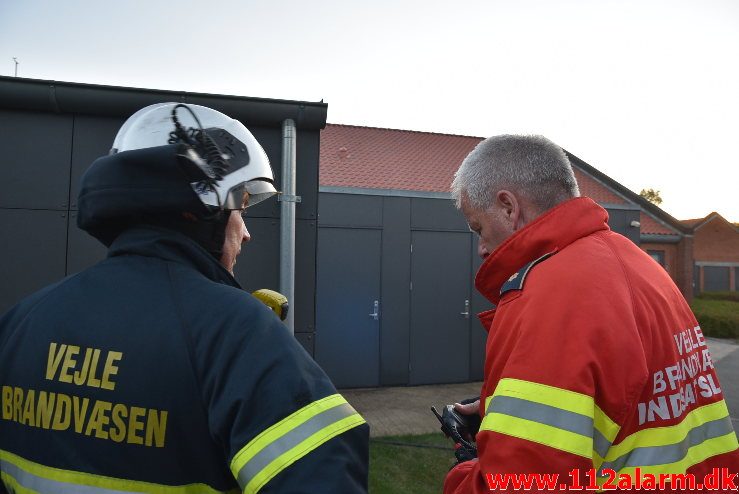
242,225,251,244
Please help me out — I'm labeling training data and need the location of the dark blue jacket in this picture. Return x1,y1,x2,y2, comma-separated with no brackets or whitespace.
0,226,368,493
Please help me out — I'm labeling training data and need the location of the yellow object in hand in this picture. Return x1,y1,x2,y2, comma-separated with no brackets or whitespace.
251,289,289,321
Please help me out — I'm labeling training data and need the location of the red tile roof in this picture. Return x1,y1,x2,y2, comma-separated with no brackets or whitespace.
320,125,631,208
639,212,678,236
682,217,706,229
572,169,628,205
319,124,481,192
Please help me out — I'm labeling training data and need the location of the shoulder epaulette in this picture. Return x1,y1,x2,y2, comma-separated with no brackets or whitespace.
499,251,556,297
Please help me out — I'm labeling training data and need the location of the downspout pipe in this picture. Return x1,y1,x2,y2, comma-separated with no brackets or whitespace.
279,118,298,333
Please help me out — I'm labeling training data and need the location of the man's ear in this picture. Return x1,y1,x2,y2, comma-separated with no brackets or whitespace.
496,190,522,229
496,190,518,217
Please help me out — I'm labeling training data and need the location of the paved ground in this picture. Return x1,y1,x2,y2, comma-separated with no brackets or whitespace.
342,337,739,438
715,338,739,432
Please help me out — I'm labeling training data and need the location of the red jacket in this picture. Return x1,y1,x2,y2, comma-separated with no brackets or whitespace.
444,198,739,493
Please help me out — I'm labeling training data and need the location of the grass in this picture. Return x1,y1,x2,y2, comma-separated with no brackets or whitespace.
690,293,739,339
369,433,456,493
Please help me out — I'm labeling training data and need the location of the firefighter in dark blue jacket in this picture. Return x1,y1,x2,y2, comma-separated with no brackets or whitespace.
0,103,369,493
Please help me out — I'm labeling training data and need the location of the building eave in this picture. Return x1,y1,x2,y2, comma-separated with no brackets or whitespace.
640,234,684,244
0,76,328,130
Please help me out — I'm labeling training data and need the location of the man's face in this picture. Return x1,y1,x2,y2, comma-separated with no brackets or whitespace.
460,193,513,259
220,193,251,275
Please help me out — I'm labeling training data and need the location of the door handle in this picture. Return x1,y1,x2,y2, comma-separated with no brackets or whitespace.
369,300,379,320
460,299,470,319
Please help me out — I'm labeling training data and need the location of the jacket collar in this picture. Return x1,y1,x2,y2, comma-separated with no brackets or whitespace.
107,226,241,288
475,197,609,305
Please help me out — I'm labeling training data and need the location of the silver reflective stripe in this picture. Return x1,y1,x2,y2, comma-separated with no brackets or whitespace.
0,459,133,494
600,416,734,473
593,429,612,459
488,396,593,437
236,402,357,489
487,396,612,458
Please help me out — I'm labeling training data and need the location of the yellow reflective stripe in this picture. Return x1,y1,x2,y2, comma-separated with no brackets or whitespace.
0,449,235,494
614,433,739,478
230,393,365,494
593,406,619,443
488,378,620,445
493,378,593,416
245,414,364,494
230,394,345,474
604,400,730,460
481,412,593,458
484,393,493,412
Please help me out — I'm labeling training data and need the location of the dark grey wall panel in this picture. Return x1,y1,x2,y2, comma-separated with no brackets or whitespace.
69,115,126,209
236,217,316,334
294,130,320,221
235,218,280,292
318,193,382,227
704,266,730,292
606,208,640,244
411,197,468,231
380,197,411,385
66,211,108,274
0,110,73,210
0,209,68,313
233,217,318,335
294,219,317,335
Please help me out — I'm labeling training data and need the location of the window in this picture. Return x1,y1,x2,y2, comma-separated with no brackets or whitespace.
648,250,665,267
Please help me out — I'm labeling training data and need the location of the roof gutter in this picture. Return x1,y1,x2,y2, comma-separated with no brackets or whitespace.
0,76,328,130
640,234,684,244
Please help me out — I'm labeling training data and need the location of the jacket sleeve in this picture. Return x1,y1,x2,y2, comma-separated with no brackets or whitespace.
186,289,369,493
444,272,648,493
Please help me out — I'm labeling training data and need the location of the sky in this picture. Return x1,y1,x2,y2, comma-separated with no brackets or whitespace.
1,0,737,222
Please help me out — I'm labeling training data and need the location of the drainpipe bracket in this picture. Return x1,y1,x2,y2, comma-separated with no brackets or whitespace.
278,194,302,203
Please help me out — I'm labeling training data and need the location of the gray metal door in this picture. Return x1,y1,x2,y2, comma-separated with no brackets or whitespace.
315,228,381,388
410,231,471,384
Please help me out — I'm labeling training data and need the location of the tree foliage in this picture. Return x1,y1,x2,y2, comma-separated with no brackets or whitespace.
639,188,663,205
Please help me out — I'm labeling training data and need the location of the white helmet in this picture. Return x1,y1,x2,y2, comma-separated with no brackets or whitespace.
111,102,277,209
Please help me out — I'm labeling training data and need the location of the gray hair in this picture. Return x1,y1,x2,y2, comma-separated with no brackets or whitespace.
451,134,580,211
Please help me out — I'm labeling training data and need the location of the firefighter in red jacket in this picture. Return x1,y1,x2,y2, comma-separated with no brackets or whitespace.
444,135,739,493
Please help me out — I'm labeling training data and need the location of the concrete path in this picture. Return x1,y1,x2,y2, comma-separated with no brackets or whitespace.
714,338,739,432
342,337,739,437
